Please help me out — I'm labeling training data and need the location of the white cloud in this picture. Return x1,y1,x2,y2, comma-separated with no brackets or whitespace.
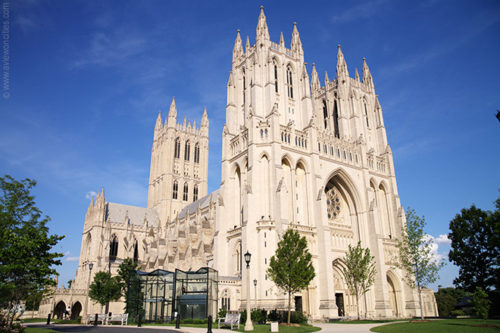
64,251,70,256
85,191,97,200
423,234,447,264
66,256,79,262
435,234,451,246
332,0,388,24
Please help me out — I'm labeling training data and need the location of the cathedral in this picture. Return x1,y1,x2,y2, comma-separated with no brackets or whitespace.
39,7,438,321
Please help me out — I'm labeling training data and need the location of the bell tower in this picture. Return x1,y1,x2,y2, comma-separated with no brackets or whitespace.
147,98,209,223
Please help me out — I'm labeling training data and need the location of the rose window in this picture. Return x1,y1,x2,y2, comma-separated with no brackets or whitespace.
326,187,341,220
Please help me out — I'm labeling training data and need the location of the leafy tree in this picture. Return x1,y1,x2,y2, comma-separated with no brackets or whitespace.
0,175,64,326
67,280,73,289
117,258,143,320
434,287,468,318
267,229,315,324
448,198,500,292
396,208,443,319
341,241,376,320
472,287,490,319
88,271,121,312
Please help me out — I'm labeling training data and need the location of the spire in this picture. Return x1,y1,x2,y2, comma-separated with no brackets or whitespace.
256,6,270,42
233,30,243,61
325,71,330,85
362,57,374,88
168,97,177,119
245,36,250,53
201,107,209,128
290,22,303,54
155,111,162,131
279,32,285,47
311,63,320,91
355,68,360,82
336,44,349,79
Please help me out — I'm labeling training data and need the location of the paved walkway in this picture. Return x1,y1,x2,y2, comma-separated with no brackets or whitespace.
26,322,392,333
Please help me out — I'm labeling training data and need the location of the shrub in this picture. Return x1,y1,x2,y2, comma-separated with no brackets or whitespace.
473,287,491,319
251,309,267,324
218,308,227,319
450,309,465,317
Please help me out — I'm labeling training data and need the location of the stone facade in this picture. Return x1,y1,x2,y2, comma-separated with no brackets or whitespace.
39,7,438,321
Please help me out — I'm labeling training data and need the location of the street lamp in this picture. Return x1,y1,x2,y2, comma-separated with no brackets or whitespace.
253,279,257,310
84,262,94,323
244,251,253,331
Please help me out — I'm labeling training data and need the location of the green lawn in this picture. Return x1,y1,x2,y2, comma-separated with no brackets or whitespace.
370,319,500,333
25,328,59,333
332,319,407,324
236,324,321,333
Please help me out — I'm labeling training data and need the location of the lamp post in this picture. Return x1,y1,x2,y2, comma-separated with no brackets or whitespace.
244,251,253,331
253,279,257,310
84,262,94,323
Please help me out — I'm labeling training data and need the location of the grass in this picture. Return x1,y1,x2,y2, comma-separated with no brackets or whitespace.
236,324,321,333
370,319,500,333
332,319,406,324
25,328,59,333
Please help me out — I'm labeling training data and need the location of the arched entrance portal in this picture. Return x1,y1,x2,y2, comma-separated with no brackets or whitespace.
386,274,399,317
54,301,66,319
71,302,82,320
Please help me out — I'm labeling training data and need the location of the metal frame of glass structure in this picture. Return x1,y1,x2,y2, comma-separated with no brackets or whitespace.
126,267,217,322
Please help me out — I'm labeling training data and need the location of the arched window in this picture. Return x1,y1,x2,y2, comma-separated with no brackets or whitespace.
184,141,190,161
274,62,278,93
109,234,118,261
333,100,340,138
323,100,328,129
183,183,188,201
194,143,200,163
364,102,370,128
172,181,178,199
174,138,180,159
193,185,198,201
287,67,293,98
242,68,246,105
133,241,139,263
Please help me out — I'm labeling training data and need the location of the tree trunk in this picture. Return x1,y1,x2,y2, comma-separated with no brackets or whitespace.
288,290,291,325
356,294,360,320
418,286,424,320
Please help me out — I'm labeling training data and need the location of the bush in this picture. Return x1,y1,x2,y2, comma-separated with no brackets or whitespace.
450,309,465,317
240,310,246,323
265,309,307,324
0,312,25,333
218,308,226,319
473,287,491,319
251,309,267,324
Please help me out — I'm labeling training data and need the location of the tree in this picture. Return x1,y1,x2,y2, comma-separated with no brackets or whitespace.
472,287,490,319
267,229,315,324
0,175,64,326
434,287,468,318
448,198,500,292
396,208,443,319
88,271,121,312
117,258,143,320
341,241,376,320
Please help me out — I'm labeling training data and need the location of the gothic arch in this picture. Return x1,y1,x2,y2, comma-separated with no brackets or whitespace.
70,301,82,320
54,300,66,319
258,151,270,160
386,270,402,317
332,258,355,316
272,56,281,67
324,168,362,213
281,154,294,167
295,158,309,173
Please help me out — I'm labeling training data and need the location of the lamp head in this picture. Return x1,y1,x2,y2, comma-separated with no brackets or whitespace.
244,251,251,268
253,279,257,287
89,262,94,271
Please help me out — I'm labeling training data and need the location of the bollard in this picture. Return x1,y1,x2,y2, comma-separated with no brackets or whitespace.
138,313,142,327
175,311,180,329
46,313,51,325
207,315,212,333
94,313,98,326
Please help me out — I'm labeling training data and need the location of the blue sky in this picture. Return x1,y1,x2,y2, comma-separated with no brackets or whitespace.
1,0,499,290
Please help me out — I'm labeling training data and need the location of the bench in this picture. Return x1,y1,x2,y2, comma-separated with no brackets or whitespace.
85,313,128,325
106,313,128,325
218,313,241,330
86,314,107,325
